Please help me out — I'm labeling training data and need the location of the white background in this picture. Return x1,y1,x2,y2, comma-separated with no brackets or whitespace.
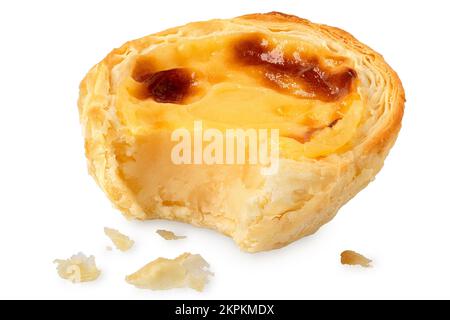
1,0,449,300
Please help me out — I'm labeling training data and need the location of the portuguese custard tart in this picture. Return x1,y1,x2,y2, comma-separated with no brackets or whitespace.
78,12,405,252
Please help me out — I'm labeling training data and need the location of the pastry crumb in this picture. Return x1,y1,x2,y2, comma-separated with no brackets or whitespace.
126,253,213,291
106,246,113,251
54,252,101,283
340,250,372,267
104,227,134,251
156,229,186,240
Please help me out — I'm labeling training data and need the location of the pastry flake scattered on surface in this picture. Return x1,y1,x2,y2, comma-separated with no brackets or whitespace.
54,252,101,283
126,253,213,291
104,227,135,252
156,229,186,240
340,250,372,268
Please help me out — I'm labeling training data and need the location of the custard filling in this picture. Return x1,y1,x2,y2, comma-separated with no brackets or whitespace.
118,32,361,159
110,32,363,216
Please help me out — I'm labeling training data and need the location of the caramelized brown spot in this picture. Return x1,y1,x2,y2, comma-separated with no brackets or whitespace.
287,117,343,143
235,37,270,65
327,118,341,128
133,68,195,104
233,35,356,102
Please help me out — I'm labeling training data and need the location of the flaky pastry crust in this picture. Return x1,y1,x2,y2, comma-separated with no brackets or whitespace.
78,12,405,252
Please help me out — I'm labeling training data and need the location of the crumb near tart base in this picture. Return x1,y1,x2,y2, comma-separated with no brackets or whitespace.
156,229,186,240
125,253,213,291
54,252,101,283
340,250,372,267
104,227,135,251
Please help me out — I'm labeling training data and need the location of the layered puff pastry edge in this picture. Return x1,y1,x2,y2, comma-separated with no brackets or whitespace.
78,12,405,252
